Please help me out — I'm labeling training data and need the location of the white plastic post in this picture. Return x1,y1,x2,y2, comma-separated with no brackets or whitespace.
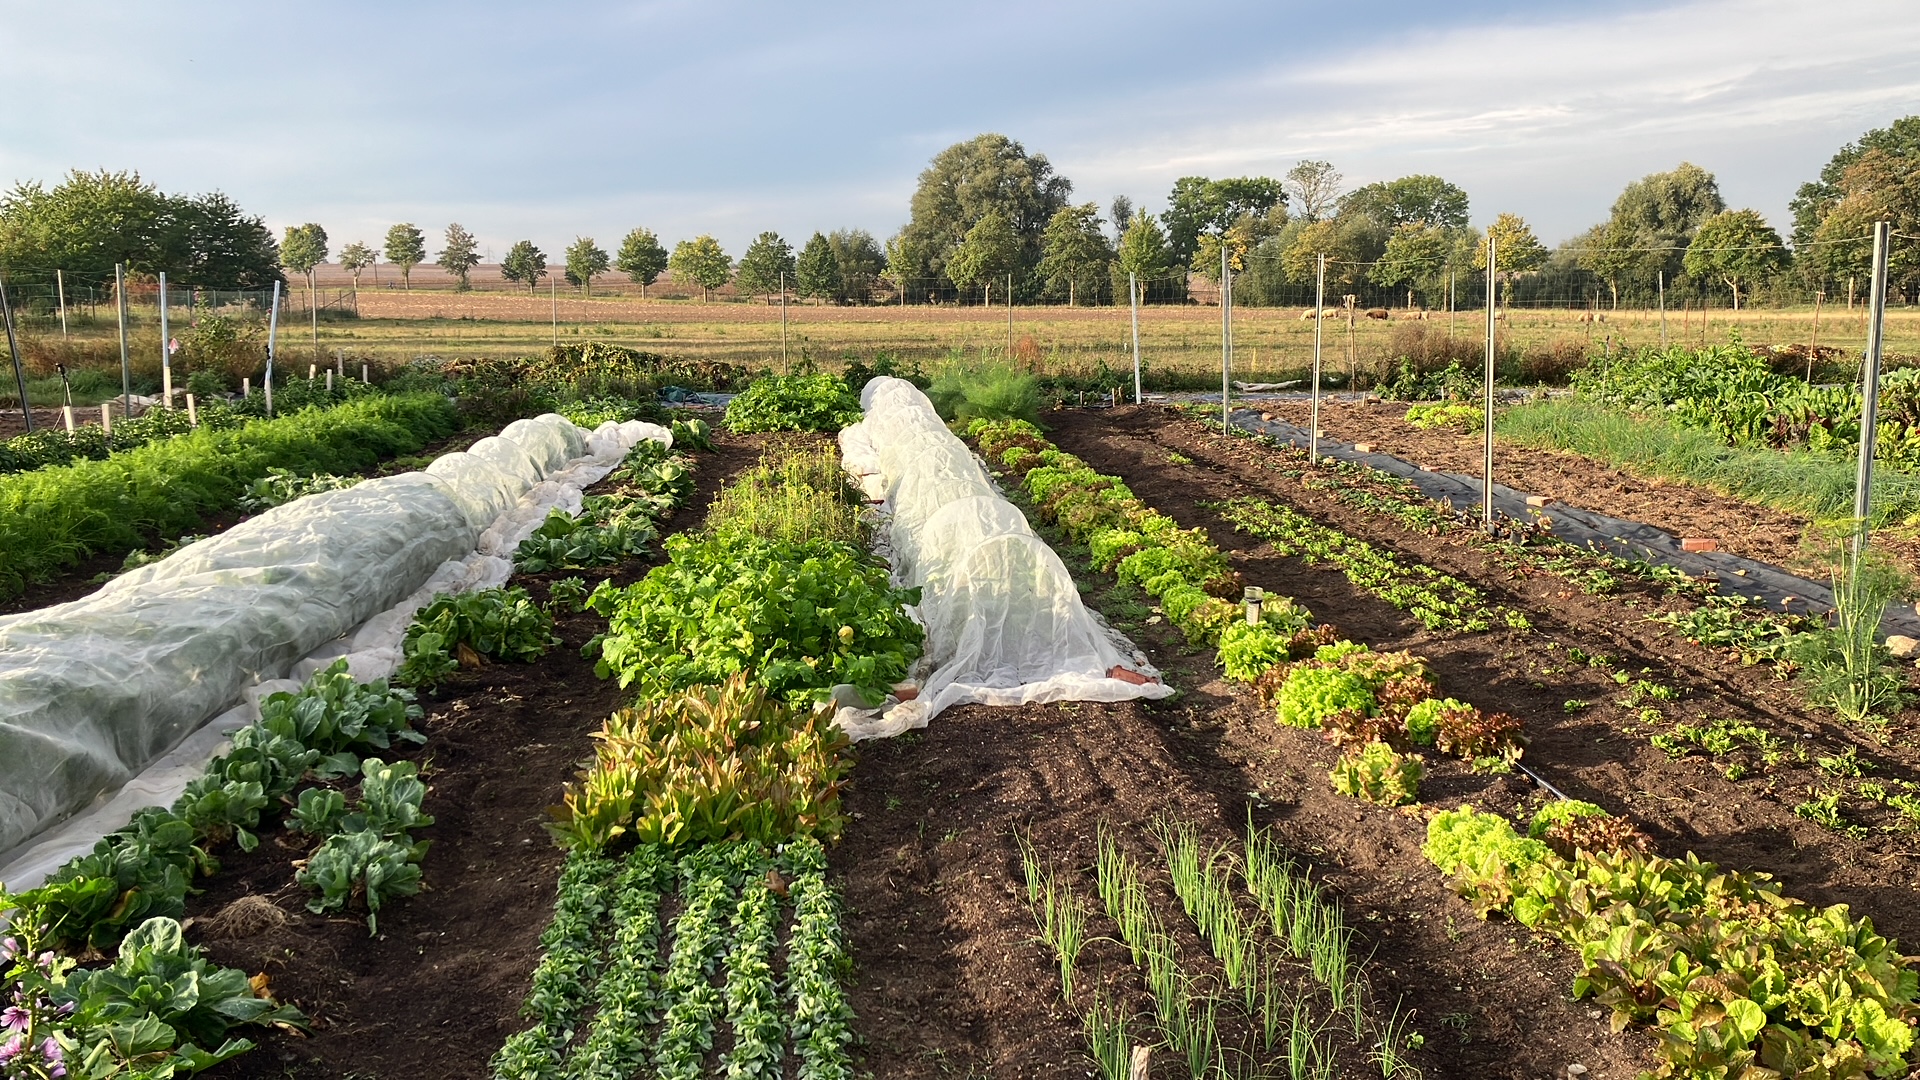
1483,235,1498,528
307,363,316,382
115,263,131,415
265,281,280,417
361,363,369,385
186,394,197,427
159,272,172,408
1311,254,1325,464
62,406,74,432
326,370,333,392
100,403,112,434
1853,220,1893,564
1129,272,1142,404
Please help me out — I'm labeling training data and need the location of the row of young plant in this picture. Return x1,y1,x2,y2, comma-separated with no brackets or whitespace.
0,376,385,476
993,417,1920,1078
1022,819,1423,1080
0,392,460,599
494,441,907,1079
1201,409,1910,731
974,418,1525,806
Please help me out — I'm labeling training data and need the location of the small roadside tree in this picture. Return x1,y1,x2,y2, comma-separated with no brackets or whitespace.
1039,203,1112,305
1112,210,1172,302
828,229,886,303
384,223,425,290
945,209,1019,304
615,227,668,298
564,236,609,297
501,240,547,292
1683,209,1788,310
339,240,376,301
1286,160,1343,222
669,235,731,301
734,231,796,300
1371,223,1452,307
795,232,840,303
437,223,480,291
280,223,328,312
1474,213,1547,303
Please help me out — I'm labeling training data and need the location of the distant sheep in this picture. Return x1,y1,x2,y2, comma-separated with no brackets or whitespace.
1364,308,1389,320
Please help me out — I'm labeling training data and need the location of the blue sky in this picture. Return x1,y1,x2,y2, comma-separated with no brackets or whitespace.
4,0,1917,260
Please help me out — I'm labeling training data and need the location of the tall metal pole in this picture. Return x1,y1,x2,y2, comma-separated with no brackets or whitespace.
1006,272,1014,357
309,273,319,358
1447,265,1455,338
1482,236,1497,528
265,280,281,417
550,276,558,345
1853,220,1892,564
55,269,67,339
780,270,789,371
1220,246,1232,430
115,263,132,416
0,270,30,432
1129,272,1142,405
159,272,172,408
1311,254,1326,464
1658,270,1668,349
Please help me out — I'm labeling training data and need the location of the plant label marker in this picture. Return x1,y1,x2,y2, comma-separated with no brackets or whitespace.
1852,219,1892,565
361,363,369,385
326,370,334,392
242,377,250,398
307,364,317,382
1483,234,1497,529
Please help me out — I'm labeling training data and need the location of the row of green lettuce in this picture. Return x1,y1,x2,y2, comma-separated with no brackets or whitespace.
494,441,896,1079
973,417,1920,1080
0,392,459,599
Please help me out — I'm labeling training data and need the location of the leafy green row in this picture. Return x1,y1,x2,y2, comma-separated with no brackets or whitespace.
0,392,459,598
723,373,863,434
20,660,426,952
513,442,695,573
396,586,561,689
783,837,856,1080
588,530,922,708
1214,496,1518,633
655,844,757,1080
491,851,619,1080
1426,803,1919,1078
569,846,673,1080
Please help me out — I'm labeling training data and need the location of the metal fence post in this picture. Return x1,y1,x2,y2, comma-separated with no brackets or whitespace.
1482,236,1497,528
1,270,29,431
1220,247,1232,431
116,263,132,415
265,280,281,417
1311,254,1325,464
159,272,172,408
1129,272,1142,404
1853,220,1892,564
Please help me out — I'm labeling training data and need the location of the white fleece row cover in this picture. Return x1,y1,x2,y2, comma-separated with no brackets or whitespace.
0,413,665,859
835,378,1172,740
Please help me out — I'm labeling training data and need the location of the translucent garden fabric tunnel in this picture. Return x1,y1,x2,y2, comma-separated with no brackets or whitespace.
836,378,1172,739
0,414,669,865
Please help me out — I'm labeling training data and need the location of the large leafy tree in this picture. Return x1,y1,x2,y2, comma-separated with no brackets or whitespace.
1339,175,1469,230
1594,163,1724,290
1161,176,1287,267
384,223,426,290
669,235,731,300
437,223,480,290
1790,116,1920,252
1568,219,1639,308
1808,145,1920,297
1371,223,1453,306
280,223,328,310
1682,210,1788,310
1285,160,1343,223
500,240,547,292
1039,203,1113,304
1278,218,1379,291
615,227,669,297
890,133,1072,294
0,170,281,289
564,236,609,295
944,209,1019,304
795,233,840,303
1474,213,1547,303
733,231,795,299
828,229,885,303
339,241,377,298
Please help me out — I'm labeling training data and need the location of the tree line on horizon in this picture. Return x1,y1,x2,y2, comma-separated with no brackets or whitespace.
1,116,1916,312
